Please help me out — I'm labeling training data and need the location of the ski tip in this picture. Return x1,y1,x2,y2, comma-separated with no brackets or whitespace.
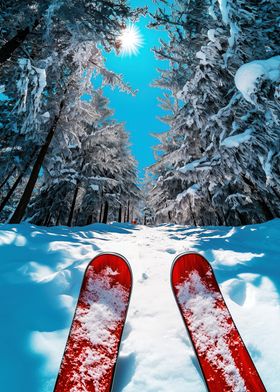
171,252,213,288
86,252,133,286
171,251,211,269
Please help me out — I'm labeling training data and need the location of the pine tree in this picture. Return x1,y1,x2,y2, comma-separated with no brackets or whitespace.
0,1,145,223
27,90,141,226
149,0,280,226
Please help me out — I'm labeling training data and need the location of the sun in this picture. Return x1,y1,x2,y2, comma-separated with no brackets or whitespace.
118,24,143,56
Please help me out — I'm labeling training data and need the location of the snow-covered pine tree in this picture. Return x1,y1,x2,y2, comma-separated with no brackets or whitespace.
149,0,280,226
141,170,156,225
76,120,141,226
0,1,144,223
27,89,141,226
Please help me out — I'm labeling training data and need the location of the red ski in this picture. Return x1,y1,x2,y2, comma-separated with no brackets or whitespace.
171,252,266,392
54,253,132,392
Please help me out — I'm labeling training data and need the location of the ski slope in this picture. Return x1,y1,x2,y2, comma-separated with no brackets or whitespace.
0,220,279,391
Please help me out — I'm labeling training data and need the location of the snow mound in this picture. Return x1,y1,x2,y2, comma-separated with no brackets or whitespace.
235,56,280,102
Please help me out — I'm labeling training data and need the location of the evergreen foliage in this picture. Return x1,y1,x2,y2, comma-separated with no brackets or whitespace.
0,0,143,225
149,0,280,225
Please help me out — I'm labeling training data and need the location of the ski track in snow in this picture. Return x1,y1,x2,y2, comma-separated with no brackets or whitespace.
0,220,279,391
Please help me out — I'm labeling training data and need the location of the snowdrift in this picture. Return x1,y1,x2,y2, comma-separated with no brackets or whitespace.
0,220,279,391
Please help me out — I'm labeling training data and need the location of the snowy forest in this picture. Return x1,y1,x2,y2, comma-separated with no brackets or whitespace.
0,0,144,226
0,0,279,227
148,0,280,226
1,2,280,391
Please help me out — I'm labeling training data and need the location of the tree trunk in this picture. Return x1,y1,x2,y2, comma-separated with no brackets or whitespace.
0,166,16,192
118,206,122,223
126,200,130,222
67,184,80,227
9,101,64,224
44,212,51,227
86,214,93,225
0,20,39,64
55,210,61,226
0,171,25,214
102,201,109,224
99,202,103,223
67,159,85,227
168,211,172,221
0,157,32,214
206,188,223,225
187,197,197,226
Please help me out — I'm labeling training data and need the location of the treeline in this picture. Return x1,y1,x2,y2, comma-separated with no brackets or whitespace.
0,1,145,226
147,0,280,226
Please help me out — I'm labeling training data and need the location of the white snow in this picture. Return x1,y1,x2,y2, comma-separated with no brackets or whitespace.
218,0,229,24
228,23,239,48
176,190,189,203
207,29,216,43
32,65,47,118
178,159,201,173
41,111,50,123
212,250,264,267
0,219,280,391
31,330,69,373
259,151,273,186
176,184,201,207
196,50,207,64
221,128,252,148
208,5,217,20
178,158,212,173
176,185,201,203
223,22,239,64
90,184,100,191
235,56,280,102
186,184,201,196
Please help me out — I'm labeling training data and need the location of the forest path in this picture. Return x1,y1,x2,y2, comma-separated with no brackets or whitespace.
0,220,279,391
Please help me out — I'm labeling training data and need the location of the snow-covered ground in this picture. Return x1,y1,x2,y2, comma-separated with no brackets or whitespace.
0,220,280,392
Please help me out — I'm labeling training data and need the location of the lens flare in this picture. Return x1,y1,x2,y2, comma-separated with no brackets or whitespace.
118,24,143,56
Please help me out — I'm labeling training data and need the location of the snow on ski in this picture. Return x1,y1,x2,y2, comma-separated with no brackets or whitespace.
54,253,132,392
171,252,266,392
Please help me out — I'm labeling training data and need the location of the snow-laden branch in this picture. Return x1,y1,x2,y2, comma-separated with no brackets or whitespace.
235,56,280,103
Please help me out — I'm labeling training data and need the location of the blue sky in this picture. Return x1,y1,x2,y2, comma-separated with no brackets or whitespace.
103,2,169,179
